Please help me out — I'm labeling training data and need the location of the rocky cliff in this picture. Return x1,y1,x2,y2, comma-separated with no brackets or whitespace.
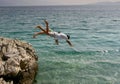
0,37,38,84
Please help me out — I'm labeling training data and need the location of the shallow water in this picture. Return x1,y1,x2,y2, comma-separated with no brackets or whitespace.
0,5,120,84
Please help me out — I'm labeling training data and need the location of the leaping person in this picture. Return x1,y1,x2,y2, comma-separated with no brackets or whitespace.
33,20,73,47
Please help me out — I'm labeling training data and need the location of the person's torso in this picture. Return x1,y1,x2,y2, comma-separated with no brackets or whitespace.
49,32,68,40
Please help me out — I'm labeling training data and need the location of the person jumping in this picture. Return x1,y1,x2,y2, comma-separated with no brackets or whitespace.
33,20,73,46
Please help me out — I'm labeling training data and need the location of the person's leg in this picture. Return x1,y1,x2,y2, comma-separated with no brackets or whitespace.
33,32,45,38
36,25,47,33
44,20,49,33
66,40,73,46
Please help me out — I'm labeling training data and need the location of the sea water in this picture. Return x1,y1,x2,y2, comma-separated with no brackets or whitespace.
0,5,120,84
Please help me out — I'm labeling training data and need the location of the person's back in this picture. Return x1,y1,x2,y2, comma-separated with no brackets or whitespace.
48,32,68,40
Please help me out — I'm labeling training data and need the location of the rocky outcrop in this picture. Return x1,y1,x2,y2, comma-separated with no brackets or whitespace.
0,37,38,84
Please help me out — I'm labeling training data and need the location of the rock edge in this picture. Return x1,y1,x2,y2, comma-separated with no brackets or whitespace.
0,37,38,84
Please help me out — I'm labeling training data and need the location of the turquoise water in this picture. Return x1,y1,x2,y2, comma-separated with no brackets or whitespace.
0,5,120,84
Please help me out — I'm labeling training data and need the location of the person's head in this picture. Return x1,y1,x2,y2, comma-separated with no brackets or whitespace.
58,31,61,33
67,35,70,39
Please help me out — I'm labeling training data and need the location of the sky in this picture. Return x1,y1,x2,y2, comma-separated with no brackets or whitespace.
0,0,120,6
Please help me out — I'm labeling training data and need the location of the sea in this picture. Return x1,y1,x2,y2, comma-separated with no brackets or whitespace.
0,5,120,84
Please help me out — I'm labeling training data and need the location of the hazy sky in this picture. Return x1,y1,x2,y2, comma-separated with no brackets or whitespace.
0,0,120,6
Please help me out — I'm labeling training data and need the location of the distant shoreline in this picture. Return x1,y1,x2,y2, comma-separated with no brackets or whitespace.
1,2,120,8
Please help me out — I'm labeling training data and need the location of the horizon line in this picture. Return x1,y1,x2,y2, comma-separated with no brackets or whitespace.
0,1,120,7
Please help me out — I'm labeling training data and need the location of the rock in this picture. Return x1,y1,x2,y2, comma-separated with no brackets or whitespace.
0,37,38,84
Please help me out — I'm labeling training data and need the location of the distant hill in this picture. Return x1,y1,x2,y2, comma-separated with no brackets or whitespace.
94,1,120,5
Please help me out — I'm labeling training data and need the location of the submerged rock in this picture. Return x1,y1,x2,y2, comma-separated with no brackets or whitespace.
0,37,38,84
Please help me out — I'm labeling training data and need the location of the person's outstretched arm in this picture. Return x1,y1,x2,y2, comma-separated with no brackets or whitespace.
66,40,73,47
55,39,59,45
